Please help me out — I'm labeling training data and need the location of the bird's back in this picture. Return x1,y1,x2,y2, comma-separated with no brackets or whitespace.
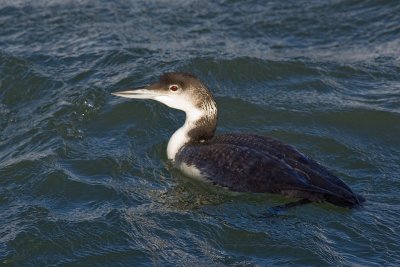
175,133,365,208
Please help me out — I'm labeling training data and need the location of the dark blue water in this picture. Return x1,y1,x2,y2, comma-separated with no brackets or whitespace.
1,0,400,266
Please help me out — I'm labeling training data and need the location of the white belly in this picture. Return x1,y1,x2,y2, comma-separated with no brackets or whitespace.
177,162,209,183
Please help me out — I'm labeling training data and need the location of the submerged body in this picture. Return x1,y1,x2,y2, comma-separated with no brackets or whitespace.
113,72,365,208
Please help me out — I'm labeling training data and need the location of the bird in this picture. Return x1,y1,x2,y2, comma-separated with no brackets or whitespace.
112,72,365,208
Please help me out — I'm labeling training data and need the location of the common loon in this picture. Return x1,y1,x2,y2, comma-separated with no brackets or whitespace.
113,72,365,208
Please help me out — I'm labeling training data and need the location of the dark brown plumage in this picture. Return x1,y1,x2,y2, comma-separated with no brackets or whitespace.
176,133,365,208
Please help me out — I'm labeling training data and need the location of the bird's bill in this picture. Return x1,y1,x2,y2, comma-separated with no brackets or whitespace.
112,88,164,99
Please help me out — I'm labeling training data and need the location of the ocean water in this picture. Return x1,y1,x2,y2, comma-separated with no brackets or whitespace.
1,0,400,266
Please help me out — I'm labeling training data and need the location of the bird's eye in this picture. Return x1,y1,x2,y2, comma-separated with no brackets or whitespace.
169,85,179,91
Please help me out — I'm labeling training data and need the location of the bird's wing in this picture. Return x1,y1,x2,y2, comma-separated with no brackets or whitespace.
175,134,363,207
212,133,358,196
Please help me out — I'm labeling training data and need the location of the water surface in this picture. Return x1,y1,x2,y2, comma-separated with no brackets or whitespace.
1,0,400,266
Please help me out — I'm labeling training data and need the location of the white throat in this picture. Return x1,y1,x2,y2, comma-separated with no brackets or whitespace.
167,108,204,161
154,90,217,161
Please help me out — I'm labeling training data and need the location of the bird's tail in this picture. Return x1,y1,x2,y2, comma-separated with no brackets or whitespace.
280,188,365,209
324,192,365,208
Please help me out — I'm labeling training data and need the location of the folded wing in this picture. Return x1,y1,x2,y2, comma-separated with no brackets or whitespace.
176,133,364,208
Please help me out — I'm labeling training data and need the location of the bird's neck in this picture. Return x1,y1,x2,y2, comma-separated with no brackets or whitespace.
167,102,217,161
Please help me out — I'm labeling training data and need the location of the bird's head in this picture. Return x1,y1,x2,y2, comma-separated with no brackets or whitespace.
112,72,217,118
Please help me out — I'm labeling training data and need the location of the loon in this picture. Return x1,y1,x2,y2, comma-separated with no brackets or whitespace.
113,72,365,208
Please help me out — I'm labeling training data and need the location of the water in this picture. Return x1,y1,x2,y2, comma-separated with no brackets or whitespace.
1,0,399,266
